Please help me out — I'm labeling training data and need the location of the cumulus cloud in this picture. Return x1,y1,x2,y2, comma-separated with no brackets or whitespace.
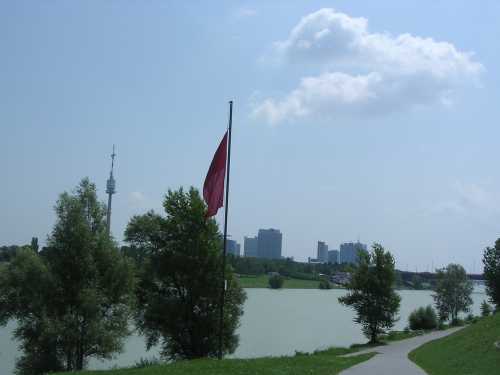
253,8,483,124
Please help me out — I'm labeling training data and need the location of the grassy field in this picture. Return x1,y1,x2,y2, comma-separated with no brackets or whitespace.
409,313,500,375
237,275,340,289
64,348,374,375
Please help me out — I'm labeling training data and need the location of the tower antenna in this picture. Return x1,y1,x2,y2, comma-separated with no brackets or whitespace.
106,145,116,237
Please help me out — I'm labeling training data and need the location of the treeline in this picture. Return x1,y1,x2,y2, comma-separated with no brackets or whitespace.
120,247,449,290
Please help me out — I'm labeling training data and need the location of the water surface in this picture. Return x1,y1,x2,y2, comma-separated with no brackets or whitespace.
0,288,487,373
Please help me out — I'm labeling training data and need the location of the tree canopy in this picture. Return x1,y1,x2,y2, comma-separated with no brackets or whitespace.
433,264,473,324
125,187,246,360
339,243,401,343
483,239,500,309
0,178,136,374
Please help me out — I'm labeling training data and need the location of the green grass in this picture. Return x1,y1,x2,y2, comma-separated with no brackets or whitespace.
238,275,340,289
409,313,500,375
65,348,374,375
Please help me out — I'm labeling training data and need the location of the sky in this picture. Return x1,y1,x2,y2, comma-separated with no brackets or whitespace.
1,0,500,273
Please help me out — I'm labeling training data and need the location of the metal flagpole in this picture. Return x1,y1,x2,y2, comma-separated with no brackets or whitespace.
218,100,233,360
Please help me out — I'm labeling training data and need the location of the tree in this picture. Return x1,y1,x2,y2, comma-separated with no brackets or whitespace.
0,178,136,374
268,274,284,289
408,306,438,330
483,239,500,309
338,244,401,343
319,278,332,290
433,264,473,325
30,237,39,253
480,300,492,317
125,187,246,360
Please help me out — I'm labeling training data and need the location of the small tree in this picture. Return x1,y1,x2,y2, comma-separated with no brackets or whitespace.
339,244,401,344
125,187,246,360
483,239,500,309
481,300,492,317
408,306,438,330
319,278,332,290
268,274,284,289
433,264,473,325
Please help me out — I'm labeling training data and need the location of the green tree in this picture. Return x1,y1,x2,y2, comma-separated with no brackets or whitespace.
483,239,500,309
433,264,473,325
125,187,246,360
319,278,332,290
30,237,39,253
480,300,492,317
339,244,401,343
0,178,136,374
408,306,438,330
268,274,284,289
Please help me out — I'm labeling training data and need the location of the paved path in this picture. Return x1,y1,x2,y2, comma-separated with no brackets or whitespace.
339,327,463,375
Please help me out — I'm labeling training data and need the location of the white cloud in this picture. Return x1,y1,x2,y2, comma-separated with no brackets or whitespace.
235,7,257,18
426,182,500,217
253,8,483,124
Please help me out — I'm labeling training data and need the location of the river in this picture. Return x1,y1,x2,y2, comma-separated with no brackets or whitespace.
0,287,487,373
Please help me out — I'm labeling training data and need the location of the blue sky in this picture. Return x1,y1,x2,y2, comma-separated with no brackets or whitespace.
1,1,500,272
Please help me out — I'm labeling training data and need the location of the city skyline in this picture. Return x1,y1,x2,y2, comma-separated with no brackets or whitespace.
2,1,500,273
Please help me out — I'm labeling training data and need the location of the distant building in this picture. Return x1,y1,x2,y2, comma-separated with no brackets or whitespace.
257,228,282,259
227,239,240,257
328,249,339,264
340,242,368,265
308,257,322,264
244,236,258,257
317,241,328,263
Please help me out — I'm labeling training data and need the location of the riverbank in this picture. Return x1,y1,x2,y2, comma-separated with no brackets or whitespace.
62,347,375,375
409,313,500,375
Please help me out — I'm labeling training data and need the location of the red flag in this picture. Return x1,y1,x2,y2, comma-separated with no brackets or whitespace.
203,131,228,217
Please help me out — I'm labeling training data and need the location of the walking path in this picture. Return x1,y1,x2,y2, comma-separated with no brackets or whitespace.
339,327,463,375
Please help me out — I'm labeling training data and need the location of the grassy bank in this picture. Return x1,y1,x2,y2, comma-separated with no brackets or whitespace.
64,348,374,375
409,313,500,375
238,275,340,289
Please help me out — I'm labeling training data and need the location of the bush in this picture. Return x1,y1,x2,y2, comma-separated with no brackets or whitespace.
319,279,332,289
134,357,161,368
269,274,284,289
481,300,492,317
409,305,438,330
466,313,475,323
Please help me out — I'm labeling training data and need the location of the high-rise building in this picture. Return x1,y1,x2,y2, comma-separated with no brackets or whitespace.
226,239,240,257
257,229,282,259
340,242,368,265
317,241,328,263
328,249,339,264
244,236,258,257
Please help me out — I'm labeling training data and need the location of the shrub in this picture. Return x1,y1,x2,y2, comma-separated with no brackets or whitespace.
319,279,332,289
409,305,438,330
134,357,161,368
481,300,492,317
269,274,284,289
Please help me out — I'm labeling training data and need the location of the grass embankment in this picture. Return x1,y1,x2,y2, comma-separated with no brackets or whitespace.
66,348,374,375
238,275,341,289
409,313,500,375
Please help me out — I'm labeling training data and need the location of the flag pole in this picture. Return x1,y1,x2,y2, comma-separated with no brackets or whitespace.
218,100,233,360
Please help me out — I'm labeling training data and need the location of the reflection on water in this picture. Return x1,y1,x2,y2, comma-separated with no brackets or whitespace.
0,288,488,373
